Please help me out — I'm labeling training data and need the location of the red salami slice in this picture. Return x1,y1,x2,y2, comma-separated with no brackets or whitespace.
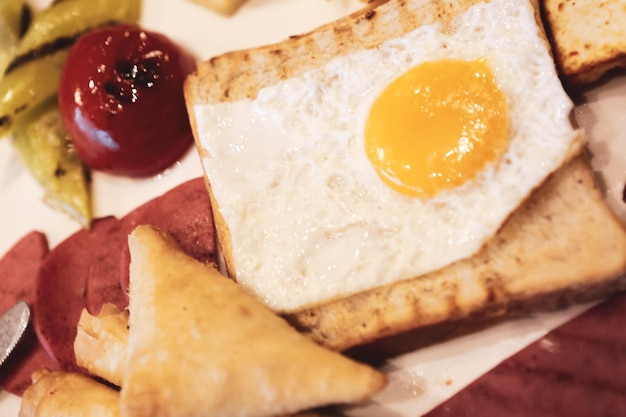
424,292,626,417
0,231,58,396
33,217,118,372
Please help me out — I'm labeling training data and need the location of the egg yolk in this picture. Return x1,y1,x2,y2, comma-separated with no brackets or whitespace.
364,58,509,197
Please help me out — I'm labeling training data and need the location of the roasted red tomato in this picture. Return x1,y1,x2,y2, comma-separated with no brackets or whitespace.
58,24,196,177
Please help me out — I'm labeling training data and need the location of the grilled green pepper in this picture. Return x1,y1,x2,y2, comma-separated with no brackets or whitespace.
1,0,142,226
12,97,92,227
0,0,141,135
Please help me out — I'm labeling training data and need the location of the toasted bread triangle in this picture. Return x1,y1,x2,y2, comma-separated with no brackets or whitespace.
120,225,386,417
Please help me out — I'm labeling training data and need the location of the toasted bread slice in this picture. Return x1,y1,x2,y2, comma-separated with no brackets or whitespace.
19,368,121,417
541,0,626,87
183,0,618,351
286,154,626,350
120,225,386,417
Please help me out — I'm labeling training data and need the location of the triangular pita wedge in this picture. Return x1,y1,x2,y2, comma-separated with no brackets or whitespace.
120,225,386,417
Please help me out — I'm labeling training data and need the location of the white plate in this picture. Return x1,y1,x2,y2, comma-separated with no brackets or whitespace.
1,0,624,415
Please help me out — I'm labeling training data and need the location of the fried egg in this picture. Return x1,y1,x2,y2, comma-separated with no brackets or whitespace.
193,0,583,312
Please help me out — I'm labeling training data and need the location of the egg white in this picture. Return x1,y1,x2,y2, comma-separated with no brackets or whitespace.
194,0,583,312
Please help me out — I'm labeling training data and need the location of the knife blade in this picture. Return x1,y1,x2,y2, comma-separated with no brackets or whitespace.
0,301,30,366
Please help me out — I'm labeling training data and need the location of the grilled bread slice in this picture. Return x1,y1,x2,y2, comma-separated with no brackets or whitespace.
541,0,626,87
184,0,626,352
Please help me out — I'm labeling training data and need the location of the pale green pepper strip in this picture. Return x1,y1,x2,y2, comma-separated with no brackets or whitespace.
0,0,141,135
13,97,92,227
